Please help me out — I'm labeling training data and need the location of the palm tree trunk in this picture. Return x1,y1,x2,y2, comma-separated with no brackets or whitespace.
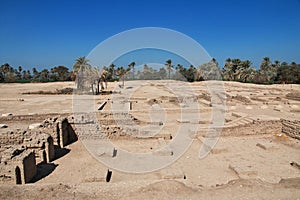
91,84,94,95
132,67,134,80
97,79,100,94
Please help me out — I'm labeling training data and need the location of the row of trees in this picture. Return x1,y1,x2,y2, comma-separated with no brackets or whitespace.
220,57,300,84
1,57,299,85
100,57,300,84
0,64,72,83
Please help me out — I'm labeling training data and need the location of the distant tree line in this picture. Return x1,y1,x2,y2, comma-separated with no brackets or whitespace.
102,57,300,84
0,64,73,83
1,57,299,84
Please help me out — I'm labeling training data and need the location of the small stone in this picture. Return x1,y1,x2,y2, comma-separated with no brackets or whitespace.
0,124,8,128
28,123,42,130
1,113,13,117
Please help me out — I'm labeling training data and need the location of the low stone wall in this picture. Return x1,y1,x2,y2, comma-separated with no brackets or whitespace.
0,113,70,122
281,119,300,140
220,120,282,136
0,131,24,146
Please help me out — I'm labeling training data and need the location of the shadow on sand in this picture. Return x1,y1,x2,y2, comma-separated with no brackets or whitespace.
30,163,58,183
54,146,71,160
30,147,71,183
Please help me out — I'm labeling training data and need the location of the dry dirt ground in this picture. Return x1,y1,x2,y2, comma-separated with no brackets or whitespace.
0,80,300,199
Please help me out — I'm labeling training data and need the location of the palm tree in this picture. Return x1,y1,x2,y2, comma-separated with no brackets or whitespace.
259,57,277,83
290,61,297,67
115,67,130,88
32,67,39,81
165,59,173,79
0,63,12,80
109,63,116,80
18,66,22,74
222,58,232,81
231,58,242,81
40,69,50,82
274,60,280,67
211,58,219,68
128,62,136,79
73,56,91,75
73,56,91,89
93,67,109,94
260,57,271,71
241,68,257,83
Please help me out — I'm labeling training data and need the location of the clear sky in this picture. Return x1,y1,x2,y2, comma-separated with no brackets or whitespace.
0,0,300,71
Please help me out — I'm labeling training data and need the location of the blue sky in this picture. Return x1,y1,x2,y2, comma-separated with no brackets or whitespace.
0,0,300,71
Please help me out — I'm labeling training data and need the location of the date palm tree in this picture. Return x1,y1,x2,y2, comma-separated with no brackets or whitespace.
109,63,116,80
222,58,232,81
73,56,91,89
0,63,13,81
165,59,173,79
259,57,276,83
115,67,130,88
128,62,136,79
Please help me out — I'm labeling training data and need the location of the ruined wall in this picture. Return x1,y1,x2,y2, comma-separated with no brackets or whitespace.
220,120,282,136
22,151,36,183
40,117,77,148
59,118,77,147
23,131,55,164
0,131,24,146
1,150,37,184
281,119,300,140
46,137,55,162
0,115,78,185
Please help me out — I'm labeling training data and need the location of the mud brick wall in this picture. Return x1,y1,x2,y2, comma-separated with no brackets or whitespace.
221,120,282,136
0,132,24,145
22,151,37,183
59,118,77,147
281,119,300,140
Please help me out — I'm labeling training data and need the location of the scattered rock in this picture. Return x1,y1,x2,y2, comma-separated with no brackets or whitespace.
290,161,300,170
1,113,13,117
256,143,266,150
28,123,42,130
0,124,8,128
177,119,190,123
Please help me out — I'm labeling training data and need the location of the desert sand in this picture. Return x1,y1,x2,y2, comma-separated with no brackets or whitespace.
0,80,299,199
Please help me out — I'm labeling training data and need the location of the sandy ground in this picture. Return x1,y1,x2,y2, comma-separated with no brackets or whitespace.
0,80,300,199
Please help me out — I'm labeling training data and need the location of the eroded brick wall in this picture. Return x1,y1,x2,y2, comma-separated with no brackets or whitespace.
281,119,300,140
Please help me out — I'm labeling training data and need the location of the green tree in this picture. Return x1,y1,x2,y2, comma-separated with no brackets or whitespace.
0,63,16,82
73,57,92,89
158,67,167,79
258,57,277,84
128,62,136,79
277,62,300,84
40,69,50,82
51,66,70,81
115,66,130,88
198,58,221,81
108,63,116,81
165,59,173,79
222,58,233,80
32,67,40,81
260,57,271,71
